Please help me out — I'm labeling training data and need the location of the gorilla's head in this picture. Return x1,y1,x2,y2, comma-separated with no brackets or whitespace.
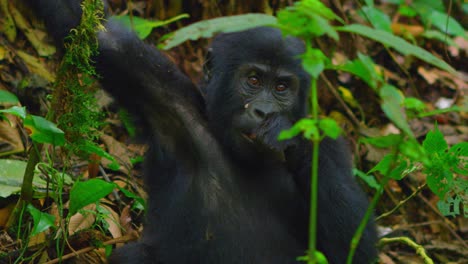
203,27,310,162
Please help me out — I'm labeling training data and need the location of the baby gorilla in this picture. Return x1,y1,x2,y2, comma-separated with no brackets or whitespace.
29,0,378,263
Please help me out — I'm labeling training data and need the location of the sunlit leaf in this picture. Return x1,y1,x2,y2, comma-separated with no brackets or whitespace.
24,115,65,146
27,204,56,236
69,179,116,216
337,24,457,74
160,14,277,50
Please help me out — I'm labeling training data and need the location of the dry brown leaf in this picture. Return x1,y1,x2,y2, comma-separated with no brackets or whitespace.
9,2,55,56
100,134,132,174
99,204,122,239
391,23,425,37
68,204,97,236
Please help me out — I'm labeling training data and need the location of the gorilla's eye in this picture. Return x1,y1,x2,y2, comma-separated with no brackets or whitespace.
275,83,288,92
247,75,260,86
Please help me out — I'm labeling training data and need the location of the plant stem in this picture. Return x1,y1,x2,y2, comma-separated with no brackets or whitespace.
308,78,320,264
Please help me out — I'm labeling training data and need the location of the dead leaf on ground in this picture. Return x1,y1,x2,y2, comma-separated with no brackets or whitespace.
68,204,97,236
100,134,132,175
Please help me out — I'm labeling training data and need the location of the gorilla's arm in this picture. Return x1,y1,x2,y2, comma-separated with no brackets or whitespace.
287,138,378,264
29,0,207,162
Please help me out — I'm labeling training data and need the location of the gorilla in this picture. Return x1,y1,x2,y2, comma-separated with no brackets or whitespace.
28,1,377,263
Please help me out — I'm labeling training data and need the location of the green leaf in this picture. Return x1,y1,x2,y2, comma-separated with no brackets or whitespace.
0,160,72,198
277,0,340,40
301,48,328,78
422,30,457,46
437,196,461,217
0,106,26,119
397,5,417,17
0,90,19,104
69,179,116,216
413,0,445,12
380,85,414,137
27,204,56,236
368,153,407,180
361,134,402,148
422,124,448,154
449,142,468,157
334,53,381,90
368,154,394,175
424,10,466,37
318,118,341,139
426,167,453,198
353,169,379,190
24,115,65,146
78,141,120,171
404,97,426,112
160,14,277,50
337,24,457,74
113,14,189,40
359,6,392,32
118,187,147,211
398,140,428,164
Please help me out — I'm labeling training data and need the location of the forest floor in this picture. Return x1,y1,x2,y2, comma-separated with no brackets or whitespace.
0,1,467,263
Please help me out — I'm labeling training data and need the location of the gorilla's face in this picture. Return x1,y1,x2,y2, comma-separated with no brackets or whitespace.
231,63,301,154
203,27,310,161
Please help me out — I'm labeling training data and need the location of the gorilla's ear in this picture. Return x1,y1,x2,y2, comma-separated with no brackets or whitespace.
203,47,213,82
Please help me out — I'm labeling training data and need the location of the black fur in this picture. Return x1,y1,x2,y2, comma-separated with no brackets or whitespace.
29,1,378,263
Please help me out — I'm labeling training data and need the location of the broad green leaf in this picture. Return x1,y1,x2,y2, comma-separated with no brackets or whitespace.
404,97,426,112
368,153,394,175
301,48,327,78
380,85,414,137
318,118,341,139
24,115,65,146
69,179,116,216
359,6,392,32
449,142,468,157
337,24,457,74
334,53,381,90
353,169,379,190
160,14,277,50
398,140,428,164
118,187,147,211
27,204,56,236
78,141,120,171
397,5,417,17
424,10,466,37
0,106,26,119
437,197,461,217
0,90,19,104
277,0,340,40
422,125,447,154
0,159,30,198
278,124,302,140
413,0,445,13
426,166,453,198
113,14,189,40
361,134,402,148
0,160,72,198
422,30,457,46
296,250,329,264
279,119,319,141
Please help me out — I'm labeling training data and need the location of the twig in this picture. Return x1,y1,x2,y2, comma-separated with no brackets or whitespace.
320,72,361,130
378,237,434,264
99,165,122,204
43,234,138,264
376,183,426,221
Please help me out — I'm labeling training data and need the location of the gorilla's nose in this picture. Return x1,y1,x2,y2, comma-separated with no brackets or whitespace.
248,102,276,123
